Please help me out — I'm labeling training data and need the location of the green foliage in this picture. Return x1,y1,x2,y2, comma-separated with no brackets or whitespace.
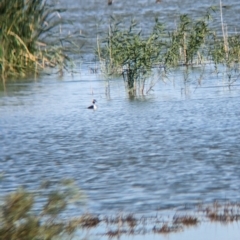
0,0,72,82
164,12,211,67
97,7,240,95
0,180,85,240
98,18,165,96
97,13,212,96
228,35,240,63
210,33,240,65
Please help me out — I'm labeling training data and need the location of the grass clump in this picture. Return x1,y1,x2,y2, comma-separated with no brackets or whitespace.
0,0,73,82
173,215,198,226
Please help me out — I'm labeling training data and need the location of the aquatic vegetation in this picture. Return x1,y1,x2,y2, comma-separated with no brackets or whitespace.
0,0,75,82
210,33,240,65
153,223,181,234
97,6,240,96
164,12,211,67
173,215,198,226
79,213,100,228
1,189,240,239
97,17,165,96
205,202,240,222
97,11,212,96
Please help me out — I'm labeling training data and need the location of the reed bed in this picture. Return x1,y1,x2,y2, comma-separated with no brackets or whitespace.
0,0,75,82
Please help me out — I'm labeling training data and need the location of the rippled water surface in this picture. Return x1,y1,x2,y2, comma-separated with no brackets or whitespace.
1,0,240,217
53,0,240,54
1,64,240,215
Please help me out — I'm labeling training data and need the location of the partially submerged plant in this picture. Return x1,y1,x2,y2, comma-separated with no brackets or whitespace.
164,10,212,67
97,12,213,96
97,17,164,96
210,34,240,66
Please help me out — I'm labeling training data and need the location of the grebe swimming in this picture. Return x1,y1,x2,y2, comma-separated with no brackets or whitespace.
88,99,97,110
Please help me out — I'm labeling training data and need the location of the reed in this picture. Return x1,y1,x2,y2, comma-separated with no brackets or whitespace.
208,2,240,67
0,0,73,82
164,10,212,67
210,32,240,66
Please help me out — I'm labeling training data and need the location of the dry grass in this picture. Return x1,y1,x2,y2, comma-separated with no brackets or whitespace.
79,213,100,228
173,215,198,226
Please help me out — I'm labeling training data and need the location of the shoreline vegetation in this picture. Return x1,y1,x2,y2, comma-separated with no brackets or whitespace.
0,1,239,96
0,184,240,239
0,0,78,83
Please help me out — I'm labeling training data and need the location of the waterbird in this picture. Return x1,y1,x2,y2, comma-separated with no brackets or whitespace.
88,99,97,110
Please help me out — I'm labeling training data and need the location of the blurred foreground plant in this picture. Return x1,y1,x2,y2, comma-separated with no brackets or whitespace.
0,179,86,240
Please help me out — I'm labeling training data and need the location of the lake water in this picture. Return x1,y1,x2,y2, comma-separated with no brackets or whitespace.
1,63,240,216
1,0,240,224
53,0,240,56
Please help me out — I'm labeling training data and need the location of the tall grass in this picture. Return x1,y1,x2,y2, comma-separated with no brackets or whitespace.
209,2,240,84
164,11,211,67
0,0,73,82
